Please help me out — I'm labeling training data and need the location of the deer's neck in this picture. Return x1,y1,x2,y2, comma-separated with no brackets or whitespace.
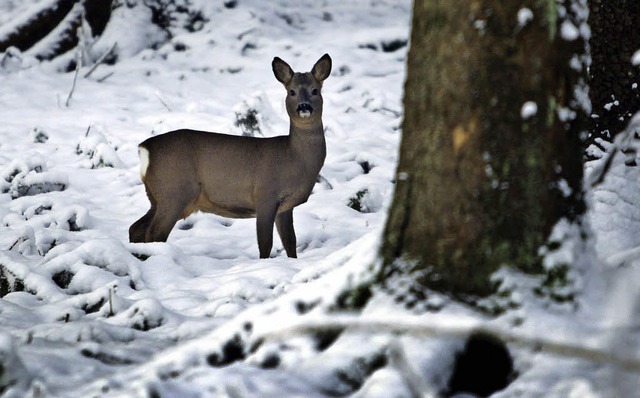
289,122,326,169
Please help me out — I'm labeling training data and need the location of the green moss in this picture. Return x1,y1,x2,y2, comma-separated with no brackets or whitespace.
335,281,373,310
348,189,369,213
546,95,557,127
534,263,577,305
540,0,558,40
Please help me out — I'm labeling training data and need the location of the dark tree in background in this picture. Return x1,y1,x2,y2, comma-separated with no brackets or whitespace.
586,0,640,157
0,0,206,70
0,0,112,61
380,0,588,301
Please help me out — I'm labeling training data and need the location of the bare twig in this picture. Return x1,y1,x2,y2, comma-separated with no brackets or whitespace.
84,42,117,79
237,28,256,40
317,174,333,190
97,72,115,83
65,51,81,107
108,285,116,317
155,93,172,112
8,238,21,251
377,106,402,118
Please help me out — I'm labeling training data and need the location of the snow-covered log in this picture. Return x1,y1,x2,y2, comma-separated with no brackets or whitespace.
0,0,205,68
0,0,112,61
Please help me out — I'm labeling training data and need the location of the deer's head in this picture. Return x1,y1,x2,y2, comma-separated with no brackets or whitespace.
272,54,332,127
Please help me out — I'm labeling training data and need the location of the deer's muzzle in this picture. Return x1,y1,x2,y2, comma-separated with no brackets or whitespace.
297,103,313,118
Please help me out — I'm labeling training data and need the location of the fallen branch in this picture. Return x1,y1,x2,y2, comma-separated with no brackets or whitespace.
256,315,640,374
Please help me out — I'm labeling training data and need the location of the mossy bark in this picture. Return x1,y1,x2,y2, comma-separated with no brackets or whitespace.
381,0,587,299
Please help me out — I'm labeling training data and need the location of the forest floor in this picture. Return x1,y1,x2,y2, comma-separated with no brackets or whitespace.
0,1,638,397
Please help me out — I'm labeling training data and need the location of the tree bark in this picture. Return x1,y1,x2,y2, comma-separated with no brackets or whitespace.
380,0,587,300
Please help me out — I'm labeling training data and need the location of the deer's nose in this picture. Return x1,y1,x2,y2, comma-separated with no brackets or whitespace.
296,103,313,118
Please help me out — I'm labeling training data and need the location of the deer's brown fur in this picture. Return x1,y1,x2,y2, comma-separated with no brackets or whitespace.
129,54,332,258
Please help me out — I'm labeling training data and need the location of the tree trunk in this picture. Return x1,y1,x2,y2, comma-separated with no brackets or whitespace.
586,0,640,156
380,0,588,300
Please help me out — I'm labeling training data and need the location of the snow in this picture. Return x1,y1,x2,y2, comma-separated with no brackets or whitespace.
520,101,537,119
517,8,534,28
560,20,580,41
604,98,620,111
0,1,638,397
632,49,640,66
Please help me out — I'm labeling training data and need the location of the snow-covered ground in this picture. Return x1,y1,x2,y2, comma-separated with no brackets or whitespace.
0,1,639,397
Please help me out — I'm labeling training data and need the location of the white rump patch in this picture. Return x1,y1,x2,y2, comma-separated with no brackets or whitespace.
139,146,150,180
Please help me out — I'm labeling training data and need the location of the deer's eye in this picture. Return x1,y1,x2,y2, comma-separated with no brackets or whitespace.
312,88,319,95
289,89,296,96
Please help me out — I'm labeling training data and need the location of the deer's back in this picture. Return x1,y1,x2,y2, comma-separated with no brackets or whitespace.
140,129,317,218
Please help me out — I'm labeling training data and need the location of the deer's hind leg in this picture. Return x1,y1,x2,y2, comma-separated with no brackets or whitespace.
130,205,156,243
130,185,159,243
145,181,200,243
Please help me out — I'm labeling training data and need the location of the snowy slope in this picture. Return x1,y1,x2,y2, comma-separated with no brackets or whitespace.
1,1,640,397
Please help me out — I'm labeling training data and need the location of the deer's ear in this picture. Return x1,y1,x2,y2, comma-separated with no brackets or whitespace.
312,54,332,82
272,57,294,85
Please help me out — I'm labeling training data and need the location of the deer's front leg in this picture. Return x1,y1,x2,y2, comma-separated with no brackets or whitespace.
256,201,278,258
276,209,297,258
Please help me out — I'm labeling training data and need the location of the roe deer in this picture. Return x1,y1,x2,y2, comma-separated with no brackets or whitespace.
129,54,332,258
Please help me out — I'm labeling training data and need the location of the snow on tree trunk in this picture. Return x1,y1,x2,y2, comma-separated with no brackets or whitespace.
380,0,589,301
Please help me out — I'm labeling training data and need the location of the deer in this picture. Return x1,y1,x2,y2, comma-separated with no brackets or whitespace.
129,54,332,259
